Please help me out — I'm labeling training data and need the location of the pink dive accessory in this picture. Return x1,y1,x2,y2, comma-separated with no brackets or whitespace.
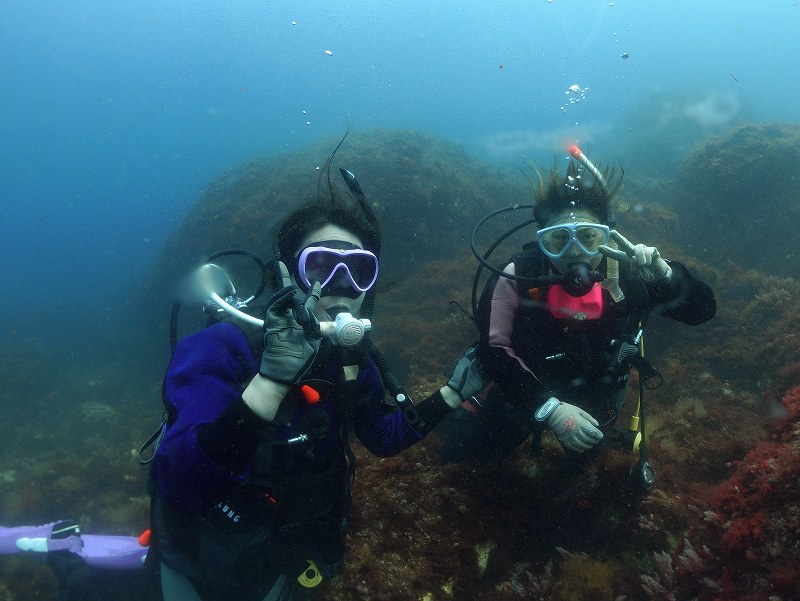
547,282,604,320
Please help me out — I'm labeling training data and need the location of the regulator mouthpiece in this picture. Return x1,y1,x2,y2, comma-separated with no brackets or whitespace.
319,312,371,346
562,264,604,297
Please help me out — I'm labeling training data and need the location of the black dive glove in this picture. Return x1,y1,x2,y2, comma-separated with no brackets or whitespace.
446,345,488,402
259,262,323,385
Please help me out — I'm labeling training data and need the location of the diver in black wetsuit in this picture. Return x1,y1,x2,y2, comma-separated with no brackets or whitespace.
441,149,715,467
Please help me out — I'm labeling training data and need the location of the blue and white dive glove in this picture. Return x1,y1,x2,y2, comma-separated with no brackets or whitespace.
446,346,488,402
536,398,604,453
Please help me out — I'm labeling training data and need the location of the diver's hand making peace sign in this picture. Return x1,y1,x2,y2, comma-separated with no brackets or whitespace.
259,261,322,385
598,230,672,286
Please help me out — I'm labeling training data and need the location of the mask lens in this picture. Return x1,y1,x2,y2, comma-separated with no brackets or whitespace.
575,225,608,255
539,227,572,256
537,223,609,258
345,253,378,289
304,251,339,284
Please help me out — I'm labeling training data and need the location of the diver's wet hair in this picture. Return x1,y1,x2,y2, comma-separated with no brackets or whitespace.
276,133,381,260
532,158,623,226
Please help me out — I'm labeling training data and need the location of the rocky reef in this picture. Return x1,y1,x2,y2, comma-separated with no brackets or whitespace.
611,89,752,182
149,130,528,295
670,122,800,277
2,126,799,600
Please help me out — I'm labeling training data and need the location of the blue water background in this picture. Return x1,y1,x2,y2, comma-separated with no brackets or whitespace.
1,0,798,362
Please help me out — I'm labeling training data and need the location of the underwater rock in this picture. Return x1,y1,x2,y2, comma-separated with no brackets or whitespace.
671,122,800,277
672,384,800,601
611,89,751,180
475,541,496,576
0,555,58,601
150,129,528,305
555,553,617,601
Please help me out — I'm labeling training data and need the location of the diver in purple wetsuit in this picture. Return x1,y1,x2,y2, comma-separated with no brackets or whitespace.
146,160,485,601
1,152,485,601
441,148,716,481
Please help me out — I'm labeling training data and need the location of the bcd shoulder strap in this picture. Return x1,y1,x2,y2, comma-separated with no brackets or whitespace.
511,244,547,300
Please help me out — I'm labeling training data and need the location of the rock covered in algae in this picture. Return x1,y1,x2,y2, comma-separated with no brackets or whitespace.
612,89,751,180
670,122,800,277
150,129,529,300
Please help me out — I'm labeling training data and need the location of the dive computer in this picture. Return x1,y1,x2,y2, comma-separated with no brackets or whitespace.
535,397,561,422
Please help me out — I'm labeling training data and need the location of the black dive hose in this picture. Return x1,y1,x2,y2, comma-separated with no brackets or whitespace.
363,337,421,426
169,301,182,356
631,373,656,491
469,204,536,316
204,249,270,296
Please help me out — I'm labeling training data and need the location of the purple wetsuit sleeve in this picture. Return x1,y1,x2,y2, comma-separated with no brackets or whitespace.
351,361,424,457
151,322,261,514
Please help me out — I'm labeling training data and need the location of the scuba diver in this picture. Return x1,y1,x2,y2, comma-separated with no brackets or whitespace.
441,147,716,481
145,155,485,600
0,144,486,601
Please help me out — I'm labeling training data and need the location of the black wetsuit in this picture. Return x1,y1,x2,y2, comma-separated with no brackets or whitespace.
441,245,716,462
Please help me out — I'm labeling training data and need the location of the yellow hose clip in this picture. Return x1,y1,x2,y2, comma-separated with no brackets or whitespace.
630,430,642,453
297,560,323,588
625,328,645,452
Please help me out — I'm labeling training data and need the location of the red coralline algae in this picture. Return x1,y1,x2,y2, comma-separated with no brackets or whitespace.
772,383,800,441
720,510,764,555
682,385,800,599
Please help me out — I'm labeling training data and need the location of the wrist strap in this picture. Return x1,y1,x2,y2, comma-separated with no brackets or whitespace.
535,397,561,422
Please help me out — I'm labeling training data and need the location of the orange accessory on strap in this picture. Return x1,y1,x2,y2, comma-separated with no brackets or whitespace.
137,529,151,547
301,384,321,404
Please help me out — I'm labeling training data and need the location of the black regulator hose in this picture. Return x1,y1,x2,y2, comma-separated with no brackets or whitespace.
631,353,656,492
169,301,182,356
204,249,270,300
470,204,537,316
363,337,421,426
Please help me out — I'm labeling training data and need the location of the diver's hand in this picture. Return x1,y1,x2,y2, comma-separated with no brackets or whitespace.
598,230,672,286
546,402,604,453
446,346,488,403
259,264,322,385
